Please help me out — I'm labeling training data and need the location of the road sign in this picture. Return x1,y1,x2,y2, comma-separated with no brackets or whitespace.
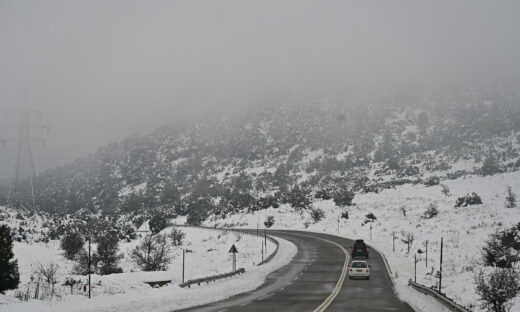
229,244,238,272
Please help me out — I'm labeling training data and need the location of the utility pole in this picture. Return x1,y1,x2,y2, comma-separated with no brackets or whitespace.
369,223,373,241
439,237,443,293
88,240,91,299
337,218,340,233
2,99,49,209
261,243,264,263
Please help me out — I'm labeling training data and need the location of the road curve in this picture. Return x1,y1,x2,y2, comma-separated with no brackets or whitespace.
178,230,415,312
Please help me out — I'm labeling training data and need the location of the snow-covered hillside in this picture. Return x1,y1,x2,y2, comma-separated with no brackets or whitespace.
206,171,520,311
0,223,295,312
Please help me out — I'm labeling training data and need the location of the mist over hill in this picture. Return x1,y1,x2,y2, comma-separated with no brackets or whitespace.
3,83,520,223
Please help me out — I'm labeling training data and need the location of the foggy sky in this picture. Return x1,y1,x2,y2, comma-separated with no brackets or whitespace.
1,0,520,179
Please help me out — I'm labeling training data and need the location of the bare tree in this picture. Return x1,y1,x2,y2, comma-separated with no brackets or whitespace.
474,268,520,312
400,231,415,254
131,234,172,271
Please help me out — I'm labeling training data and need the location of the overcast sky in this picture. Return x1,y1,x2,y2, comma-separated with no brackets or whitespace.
1,0,519,179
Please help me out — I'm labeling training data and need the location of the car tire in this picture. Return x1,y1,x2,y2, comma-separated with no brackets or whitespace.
366,276,370,280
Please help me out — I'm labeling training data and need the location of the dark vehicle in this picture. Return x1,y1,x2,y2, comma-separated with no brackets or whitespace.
351,239,369,259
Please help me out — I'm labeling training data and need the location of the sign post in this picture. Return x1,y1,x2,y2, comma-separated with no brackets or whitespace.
229,244,238,272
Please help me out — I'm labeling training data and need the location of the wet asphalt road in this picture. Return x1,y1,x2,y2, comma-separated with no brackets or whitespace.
178,230,415,312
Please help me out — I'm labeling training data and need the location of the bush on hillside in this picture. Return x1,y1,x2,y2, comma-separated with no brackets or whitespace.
131,234,171,271
505,186,516,209
455,193,483,207
60,231,84,260
264,216,275,228
423,203,439,219
310,207,325,223
149,214,169,235
333,185,355,207
474,268,519,312
482,223,520,268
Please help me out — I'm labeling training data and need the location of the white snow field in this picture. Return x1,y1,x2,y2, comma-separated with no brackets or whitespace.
207,171,520,312
0,224,296,312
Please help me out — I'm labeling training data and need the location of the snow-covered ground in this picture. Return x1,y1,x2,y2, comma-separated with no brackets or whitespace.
0,225,296,312
207,171,520,312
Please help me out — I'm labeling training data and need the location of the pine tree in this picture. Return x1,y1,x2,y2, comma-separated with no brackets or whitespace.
505,186,516,209
96,231,123,275
0,225,20,293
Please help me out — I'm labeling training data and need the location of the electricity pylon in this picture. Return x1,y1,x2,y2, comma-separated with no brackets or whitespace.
1,101,49,209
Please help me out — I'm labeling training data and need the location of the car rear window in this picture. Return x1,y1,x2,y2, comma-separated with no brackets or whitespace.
351,262,368,268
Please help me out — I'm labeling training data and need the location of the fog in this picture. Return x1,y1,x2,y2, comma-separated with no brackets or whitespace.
1,0,519,179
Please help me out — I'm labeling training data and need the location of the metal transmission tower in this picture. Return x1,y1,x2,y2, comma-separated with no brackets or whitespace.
1,101,49,208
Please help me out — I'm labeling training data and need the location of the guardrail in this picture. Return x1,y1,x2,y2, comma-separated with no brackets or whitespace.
180,268,246,288
408,280,472,312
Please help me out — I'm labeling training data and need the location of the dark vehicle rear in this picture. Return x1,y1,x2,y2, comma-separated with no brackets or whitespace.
351,239,369,259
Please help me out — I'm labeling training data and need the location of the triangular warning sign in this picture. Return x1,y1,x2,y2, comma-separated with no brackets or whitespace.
229,244,238,253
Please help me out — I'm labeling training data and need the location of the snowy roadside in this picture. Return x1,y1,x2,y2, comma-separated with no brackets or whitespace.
0,235,296,312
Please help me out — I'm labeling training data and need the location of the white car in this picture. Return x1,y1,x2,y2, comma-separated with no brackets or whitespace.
348,260,370,279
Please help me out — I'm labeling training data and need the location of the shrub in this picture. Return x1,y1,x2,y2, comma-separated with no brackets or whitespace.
363,213,377,225
423,203,439,219
333,185,355,207
310,207,325,223
424,176,440,187
285,185,311,210
455,193,483,207
149,215,169,235
169,228,185,246
341,210,349,219
505,186,516,209
15,263,59,301
0,225,20,294
482,223,520,268
474,268,519,312
60,232,84,260
131,234,172,271
314,189,332,200
481,155,501,176
264,216,275,228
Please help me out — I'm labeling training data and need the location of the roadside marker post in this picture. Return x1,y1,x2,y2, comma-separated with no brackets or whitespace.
182,248,185,283
425,240,428,268
392,232,396,253
414,253,417,283
439,237,443,293
229,244,238,272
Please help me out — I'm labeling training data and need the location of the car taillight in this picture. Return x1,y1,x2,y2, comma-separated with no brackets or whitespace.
366,269,369,273
350,269,352,272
